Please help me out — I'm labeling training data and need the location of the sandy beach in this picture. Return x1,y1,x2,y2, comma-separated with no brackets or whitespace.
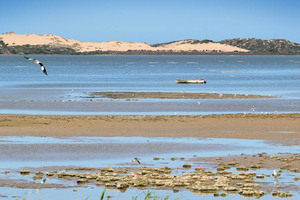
1,113,299,144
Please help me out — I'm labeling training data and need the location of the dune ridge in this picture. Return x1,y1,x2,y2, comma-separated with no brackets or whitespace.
0,32,249,53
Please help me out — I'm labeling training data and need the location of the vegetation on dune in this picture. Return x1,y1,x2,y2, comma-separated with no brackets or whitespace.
0,38,9,54
78,49,246,55
0,43,77,55
220,38,300,55
151,39,214,47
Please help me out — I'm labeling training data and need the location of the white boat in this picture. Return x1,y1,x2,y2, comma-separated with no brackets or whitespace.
175,79,206,84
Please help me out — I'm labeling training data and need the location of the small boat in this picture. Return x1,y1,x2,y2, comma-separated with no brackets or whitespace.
175,79,206,84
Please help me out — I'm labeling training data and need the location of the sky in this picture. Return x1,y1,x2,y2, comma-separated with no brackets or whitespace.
1,0,300,44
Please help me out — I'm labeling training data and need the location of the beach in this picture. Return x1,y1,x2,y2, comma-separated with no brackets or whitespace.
1,113,299,142
1,113,300,199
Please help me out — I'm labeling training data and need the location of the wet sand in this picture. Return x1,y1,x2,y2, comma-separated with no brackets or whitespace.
88,92,273,99
0,113,299,145
1,113,299,198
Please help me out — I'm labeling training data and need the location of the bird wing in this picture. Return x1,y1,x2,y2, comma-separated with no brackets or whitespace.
41,66,48,75
25,56,48,75
24,56,40,63
24,56,35,61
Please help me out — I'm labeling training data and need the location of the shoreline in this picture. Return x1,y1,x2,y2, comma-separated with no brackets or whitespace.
1,113,299,145
1,113,299,197
4,53,300,56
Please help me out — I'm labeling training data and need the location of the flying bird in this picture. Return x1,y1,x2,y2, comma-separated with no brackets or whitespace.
24,56,48,75
129,157,140,164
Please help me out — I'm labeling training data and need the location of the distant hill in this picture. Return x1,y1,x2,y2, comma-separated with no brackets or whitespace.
1,32,299,55
0,32,247,55
151,39,214,47
220,38,300,55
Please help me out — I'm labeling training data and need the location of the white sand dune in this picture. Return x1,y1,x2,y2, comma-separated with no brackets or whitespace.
0,32,249,53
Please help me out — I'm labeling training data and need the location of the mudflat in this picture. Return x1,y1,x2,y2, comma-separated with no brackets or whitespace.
1,113,299,145
88,92,273,99
1,113,299,197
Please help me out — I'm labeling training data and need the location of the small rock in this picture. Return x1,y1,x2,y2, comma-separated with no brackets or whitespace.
224,186,238,191
228,161,240,166
256,175,264,179
116,181,129,189
183,163,192,168
214,193,219,197
20,170,30,175
101,167,114,172
192,185,219,192
217,167,224,171
33,175,43,180
35,171,44,176
236,166,249,171
77,178,88,184
105,183,117,188
250,165,261,169
278,192,286,198
272,191,278,196
239,188,255,196
243,183,260,188
290,168,299,173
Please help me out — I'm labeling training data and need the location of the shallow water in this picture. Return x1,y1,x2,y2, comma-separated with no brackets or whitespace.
0,137,299,200
0,55,300,115
0,136,299,169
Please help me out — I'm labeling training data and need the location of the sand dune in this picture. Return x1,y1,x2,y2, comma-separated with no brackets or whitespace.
156,39,249,52
0,32,249,52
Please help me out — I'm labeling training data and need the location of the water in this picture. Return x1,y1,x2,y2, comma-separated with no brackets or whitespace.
0,136,299,200
0,55,300,199
0,55,300,114
1,136,298,170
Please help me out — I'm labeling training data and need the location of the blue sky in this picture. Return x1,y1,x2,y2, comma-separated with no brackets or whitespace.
1,0,299,44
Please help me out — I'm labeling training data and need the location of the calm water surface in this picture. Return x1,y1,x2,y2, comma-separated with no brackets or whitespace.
0,55,300,114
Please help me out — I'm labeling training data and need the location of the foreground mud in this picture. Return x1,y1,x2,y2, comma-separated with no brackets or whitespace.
2,153,299,199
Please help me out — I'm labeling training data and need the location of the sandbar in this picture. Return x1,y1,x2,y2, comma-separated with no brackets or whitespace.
1,113,299,145
87,92,273,99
